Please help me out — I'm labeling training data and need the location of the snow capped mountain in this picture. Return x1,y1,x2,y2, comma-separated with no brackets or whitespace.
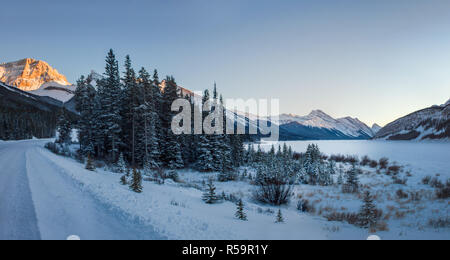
271,110,375,140
0,58,70,91
29,82,77,103
371,124,382,134
374,99,450,140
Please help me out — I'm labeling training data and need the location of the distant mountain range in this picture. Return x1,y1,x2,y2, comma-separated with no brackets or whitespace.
374,99,450,140
265,110,377,140
1,58,447,141
0,58,70,91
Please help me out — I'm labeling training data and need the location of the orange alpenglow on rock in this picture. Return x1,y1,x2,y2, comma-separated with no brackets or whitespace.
0,58,70,91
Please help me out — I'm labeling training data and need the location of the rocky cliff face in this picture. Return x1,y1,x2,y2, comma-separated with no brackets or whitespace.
374,100,450,140
0,58,70,91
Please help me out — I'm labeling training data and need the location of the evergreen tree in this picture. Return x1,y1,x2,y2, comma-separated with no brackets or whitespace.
196,89,214,171
85,154,96,171
116,153,127,173
97,49,123,161
138,67,160,169
74,76,96,156
346,164,359,187
202,179,219,204
359,191,378,230
129,168,143,193
235,199,247,221
161,76,184,169
337,172,344,185
56,108,72,145
121,55,143,166
276,209,284,223
120,174,128,185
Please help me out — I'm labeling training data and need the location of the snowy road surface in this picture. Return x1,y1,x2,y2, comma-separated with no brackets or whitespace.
0,140,164,240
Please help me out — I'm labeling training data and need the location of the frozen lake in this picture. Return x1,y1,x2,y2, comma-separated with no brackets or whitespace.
260,140,450,177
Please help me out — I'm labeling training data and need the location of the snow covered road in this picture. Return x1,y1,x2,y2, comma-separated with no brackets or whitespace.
0,140,164,240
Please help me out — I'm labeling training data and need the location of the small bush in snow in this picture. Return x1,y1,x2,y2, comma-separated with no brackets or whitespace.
275,209,284,223
392,176,407,185
429,177,444,189
360,155,371,167
436,183,450,199
428,217,450,228
202,179,220,204
422,175,432,185
387,165,401,175
235,199,247,221
395,189,408,199
369,160,378,168
85,154,96,171
129,168,143,193
297,199,314,213
379,157,389,169
359,191,380,231
324,212,360,225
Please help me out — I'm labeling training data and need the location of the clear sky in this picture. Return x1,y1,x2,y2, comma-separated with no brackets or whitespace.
1,0,450,126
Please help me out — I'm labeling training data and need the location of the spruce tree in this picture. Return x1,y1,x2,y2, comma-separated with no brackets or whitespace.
97,49,122,161
85,154,96,171
130,168,143,193
202,179,219,204
359,191,378,230
74,76,96,157
235,199,247,221
276,209,284,223
120,174,128,185
161,76,184,169
138,68,160,169
121,55,142,166
345,163,359,193
116,153,127,173
56,108,72,145
196,89,214,171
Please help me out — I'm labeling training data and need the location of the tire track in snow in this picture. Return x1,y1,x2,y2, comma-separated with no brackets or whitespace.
0,142,41,240
26,144,164,240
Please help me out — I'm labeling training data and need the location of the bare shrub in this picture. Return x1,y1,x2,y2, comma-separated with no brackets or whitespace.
360,156,371,167
436,185,450,199
387,165,401,175
324,212,360,225
409,191,422,202
396,189,409,199
429,177,444,188
395,211,406,219
379,157,389,169
393,176,407,185
377,221,389,232
428,217,450,228
422,175,432,185
253,174,293,206
297,199,315,213
345,155,359,165
369,160,378,168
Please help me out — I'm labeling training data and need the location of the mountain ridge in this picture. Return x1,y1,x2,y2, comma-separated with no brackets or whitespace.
374,99,449,140
0,58,71,91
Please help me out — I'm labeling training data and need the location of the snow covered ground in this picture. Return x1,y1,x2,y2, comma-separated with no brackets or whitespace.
260,140,450,178
0,139,448,240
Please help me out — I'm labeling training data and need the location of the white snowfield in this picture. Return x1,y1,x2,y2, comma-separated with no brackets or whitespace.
0,140,163,240
0,139,366,240
1,139,448,240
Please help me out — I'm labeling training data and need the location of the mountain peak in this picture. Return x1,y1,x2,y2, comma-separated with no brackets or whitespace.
0,58,70,91
308,109,331,118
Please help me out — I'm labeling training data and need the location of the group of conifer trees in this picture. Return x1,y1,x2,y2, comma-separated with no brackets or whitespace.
0,107,58,140
73,49,245,171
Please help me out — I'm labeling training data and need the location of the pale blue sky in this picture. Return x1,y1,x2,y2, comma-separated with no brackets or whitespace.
1,0,450,126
